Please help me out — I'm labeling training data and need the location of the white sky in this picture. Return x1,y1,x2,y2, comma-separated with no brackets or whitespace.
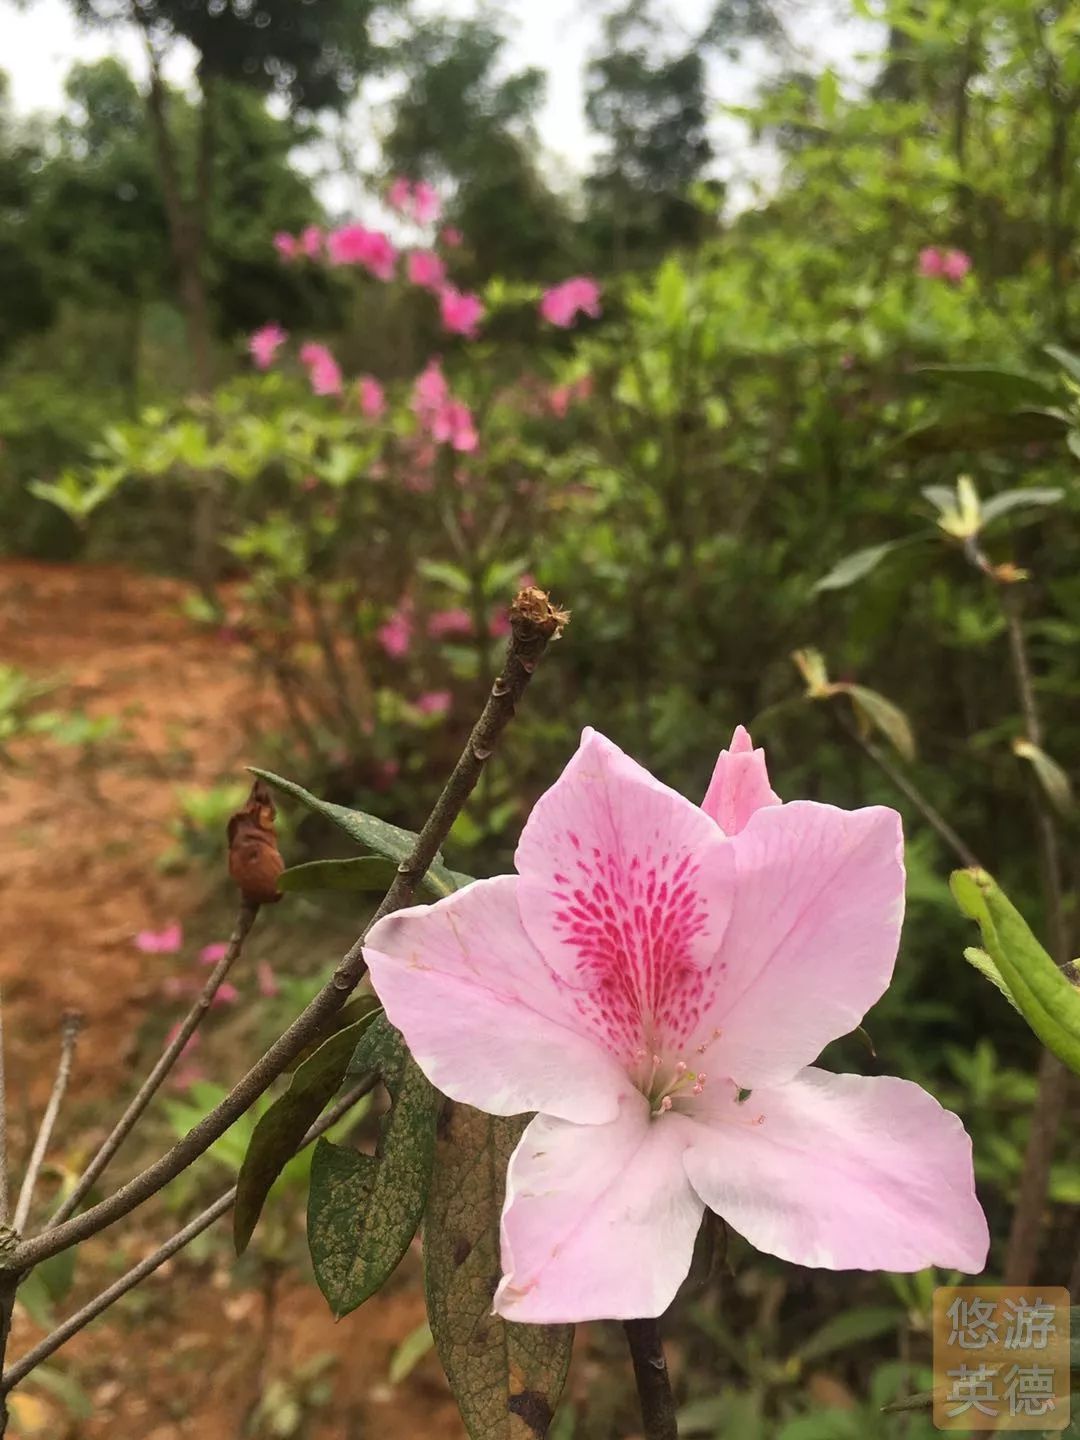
2,0,881,206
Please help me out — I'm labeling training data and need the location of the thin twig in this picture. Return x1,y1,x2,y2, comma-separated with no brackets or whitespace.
1,1078,376,1395
623,1319,679,1440
6,588,566,1274
49,900,260,1230
12,1015,82,1235
832,707,982,869
0,991,8,1227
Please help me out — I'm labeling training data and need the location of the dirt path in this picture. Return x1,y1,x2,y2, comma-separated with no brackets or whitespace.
0,560,463,1439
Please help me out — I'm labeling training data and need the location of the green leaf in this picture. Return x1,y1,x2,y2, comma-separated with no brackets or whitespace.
389,1321,436,1385
793,1306,903,1365
914,365,1059,408
307,1018,439,1318
425,1102,573,1440
1045,344,1080,386
840,684,916,762
812,541,903,594
922,484,959,514
963,946,1021,1013
234,1013,378,1253
251,768,466,898
898,408,1070,454
980,487,1064,525
951,869,1080,1074
1012,739,1075,817
280,856,470,902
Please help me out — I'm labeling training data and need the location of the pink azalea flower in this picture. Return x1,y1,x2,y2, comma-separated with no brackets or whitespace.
428,608,474,639
942,249,972,283
441,226,464,249
918,246,946,278
273,232,299,260
248,322,287,371
326,224,397,281
364,726,989,1323
377,607,414,659
199,942,230,966
407,249,447,292
357,375,386,419
136,922,183,955
387,176,413,214
415,689,452,717
212,982,239,1007
412,181,441,226
439,286,485,339
549,385,571,419
300,342,343,397
540,277,602,329
433,399,478,453
299,224,323,259
412,359,450,420
257,960,280,999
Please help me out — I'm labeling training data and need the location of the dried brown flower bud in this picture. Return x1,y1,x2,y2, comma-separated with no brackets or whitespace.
228,778,284,905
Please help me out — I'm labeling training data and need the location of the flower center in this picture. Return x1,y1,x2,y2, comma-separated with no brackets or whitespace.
633,1027,722,1116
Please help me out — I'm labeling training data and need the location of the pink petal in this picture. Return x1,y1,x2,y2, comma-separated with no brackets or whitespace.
705,801,904,1086
364,876,628,1123
136,922,183,954
682,1067,988,1273
495,1094,703,1322
514,729,734,1068
257,960,280,998
700,725,781,835
199,942,230,966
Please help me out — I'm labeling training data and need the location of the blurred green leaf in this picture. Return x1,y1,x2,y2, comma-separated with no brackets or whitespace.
389,1321,436,1385
1012,739,1075,817
793,1306,903,1365
914,365,1058,407
812,541,904,594
898,409,1070,454
840,684,916,761
980,487,1064,525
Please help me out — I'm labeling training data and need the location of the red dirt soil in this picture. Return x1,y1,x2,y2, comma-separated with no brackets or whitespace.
0,560,464,1439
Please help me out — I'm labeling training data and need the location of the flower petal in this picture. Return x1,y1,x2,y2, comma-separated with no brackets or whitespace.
682,1067,988,1273
364,876,627,1123
496,1095,704,1322
700,725,781,834
706,801,904,1086
515,728,734,1064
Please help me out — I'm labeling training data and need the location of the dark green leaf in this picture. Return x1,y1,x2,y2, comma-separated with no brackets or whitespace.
898,408,1070,455
793,1306,903,1364
234,1013,377,1253
252,767,466,898
425,1101,573,1440
1044,344,1080,386
280,856,469,902
913,364,1058,408
308,1018,439,1318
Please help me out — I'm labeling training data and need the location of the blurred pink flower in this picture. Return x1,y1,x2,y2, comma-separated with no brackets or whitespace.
549,385,571,418
199,942,230,966
441,226,464,249
918,246,946,278
377,606,414,659
273,232,299,260
434,399,479,453
439,286,485,339
373,757,401,792
327,224,397,281
212,982,240,1007
942,249,972,283
413,181,441,226
413,359,450,420
300,342,343,397
136,922,183,955
257,960,280,999
407,249,447,292
300,225,324,258
388,176,412,213
416,690,452,717
357,375,386,419
248,322,287,371
540,277,602,328
489,611,512,639
428,608,474,639
165,1021,199,1056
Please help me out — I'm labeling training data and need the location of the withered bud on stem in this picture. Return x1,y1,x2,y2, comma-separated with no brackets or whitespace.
509,587,570,670
228,778,284,906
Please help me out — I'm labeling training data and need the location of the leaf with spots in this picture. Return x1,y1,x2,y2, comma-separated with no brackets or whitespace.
425,1102,573,1440
307,1017,439,1318
234,1012,378,1254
